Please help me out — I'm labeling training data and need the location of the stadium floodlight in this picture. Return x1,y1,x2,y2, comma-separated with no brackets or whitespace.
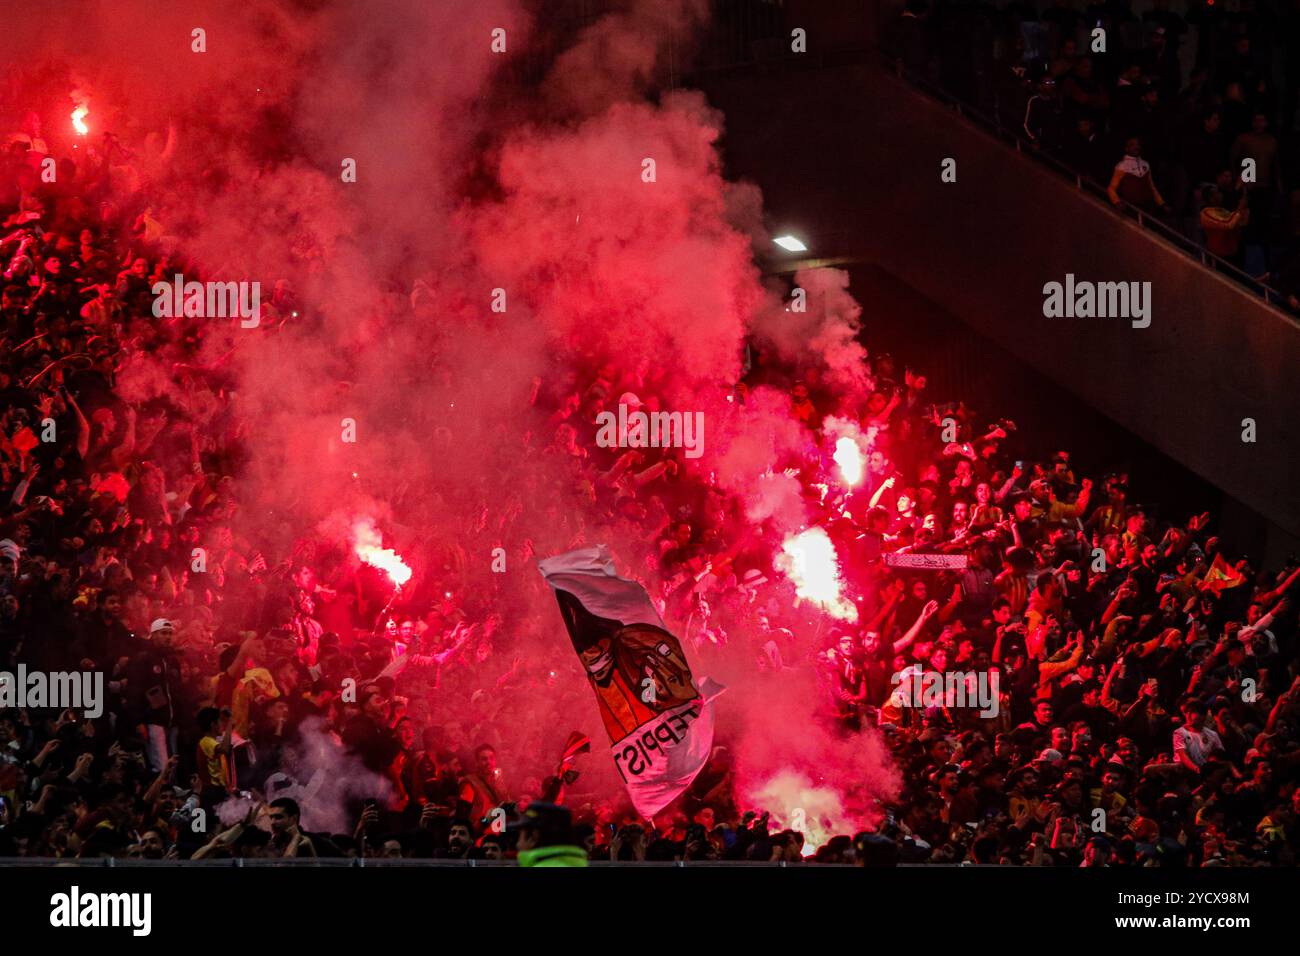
772,234,808,252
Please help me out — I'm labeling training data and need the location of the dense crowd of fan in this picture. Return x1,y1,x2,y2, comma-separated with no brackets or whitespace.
1,85,1298,866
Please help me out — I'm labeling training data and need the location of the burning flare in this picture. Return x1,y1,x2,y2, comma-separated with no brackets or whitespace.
832,435,864,487
751,770,861,857
353,518,411,586
776,527,857,621
71,105,88,136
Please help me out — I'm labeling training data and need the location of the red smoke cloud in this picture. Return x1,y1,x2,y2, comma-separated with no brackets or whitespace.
2,0,897,835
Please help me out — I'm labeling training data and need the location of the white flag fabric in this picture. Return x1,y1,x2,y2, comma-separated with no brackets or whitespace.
539,546,723,819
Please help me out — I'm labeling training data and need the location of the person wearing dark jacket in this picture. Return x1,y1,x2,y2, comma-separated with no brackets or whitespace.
124,618,183,773
342,690,402,774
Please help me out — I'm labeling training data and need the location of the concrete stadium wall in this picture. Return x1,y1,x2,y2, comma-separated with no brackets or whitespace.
699,62,1300,551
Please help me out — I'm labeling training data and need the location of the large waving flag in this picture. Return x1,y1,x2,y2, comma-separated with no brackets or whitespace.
539,547,723,819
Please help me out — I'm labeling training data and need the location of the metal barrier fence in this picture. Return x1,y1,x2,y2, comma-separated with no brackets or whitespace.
885,57,1293,315
685,35,1295,318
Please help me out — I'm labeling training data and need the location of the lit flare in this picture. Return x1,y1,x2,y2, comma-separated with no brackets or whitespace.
353,518,411,586
777,527,857,621
832,435,864,487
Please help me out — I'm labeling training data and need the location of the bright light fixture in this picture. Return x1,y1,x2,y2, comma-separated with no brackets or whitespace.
773,234,808,252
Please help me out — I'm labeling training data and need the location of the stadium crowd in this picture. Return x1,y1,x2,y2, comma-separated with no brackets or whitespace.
1,90,1299,867
885,0,1300,305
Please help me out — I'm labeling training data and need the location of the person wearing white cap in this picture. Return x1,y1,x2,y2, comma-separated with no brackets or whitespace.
737,568,768,606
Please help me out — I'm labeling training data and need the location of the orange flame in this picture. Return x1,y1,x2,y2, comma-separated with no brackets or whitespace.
71,105,89,136
777,527,857,621
832,435,865,487
353,518,411,586
750,770,860,857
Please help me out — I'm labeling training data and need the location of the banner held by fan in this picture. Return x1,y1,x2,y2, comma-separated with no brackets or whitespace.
539,546,724,819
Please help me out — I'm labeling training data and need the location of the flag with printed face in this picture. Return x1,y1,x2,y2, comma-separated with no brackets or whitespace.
539,546,723,819
1201,553,1246,594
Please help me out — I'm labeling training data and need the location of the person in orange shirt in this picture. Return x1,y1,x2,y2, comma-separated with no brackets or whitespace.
1199,182,1249,266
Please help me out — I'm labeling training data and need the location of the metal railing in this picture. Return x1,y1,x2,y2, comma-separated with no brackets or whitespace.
682,31,1294,317
885,58,1294,316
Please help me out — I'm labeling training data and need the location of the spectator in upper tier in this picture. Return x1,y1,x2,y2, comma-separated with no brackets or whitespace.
1107,137,1172,214
1025,78,1064,150
1061,57,1110,129
1198,183,1250,267
891,0,1300,308
1230,111,1283,241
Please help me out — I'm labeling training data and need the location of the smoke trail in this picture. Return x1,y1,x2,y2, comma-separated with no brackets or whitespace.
212,716,393,836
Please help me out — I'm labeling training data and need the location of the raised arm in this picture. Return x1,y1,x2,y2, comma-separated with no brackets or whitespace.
868,475,896,510
892,600,939,655
64,388,91,460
